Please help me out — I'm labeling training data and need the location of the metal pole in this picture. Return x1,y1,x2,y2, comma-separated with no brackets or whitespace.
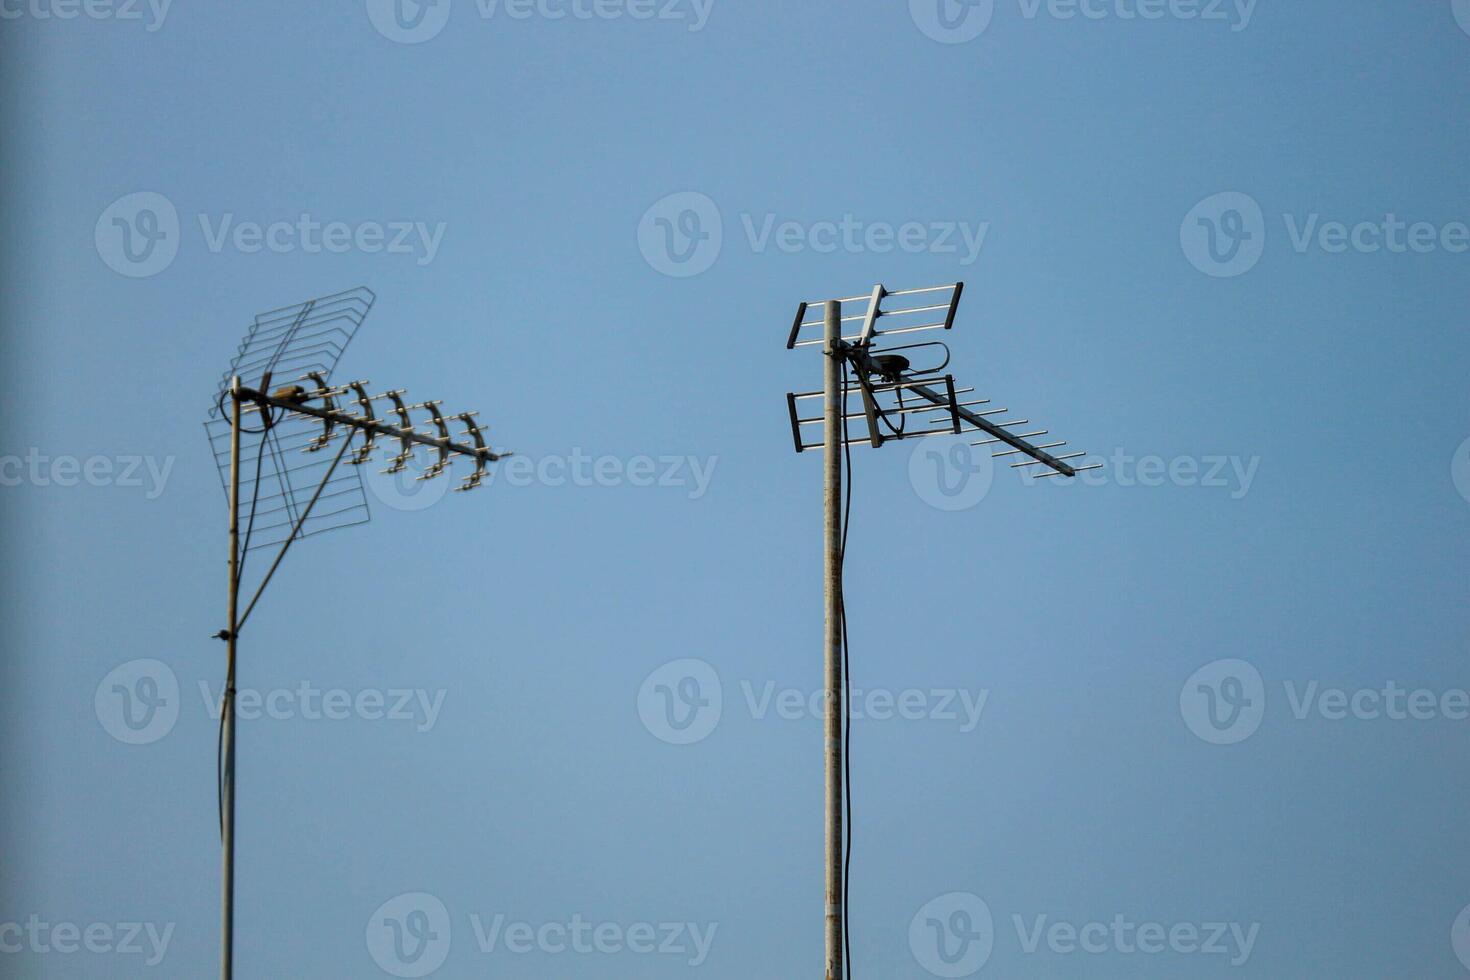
822,301,844,980
221,377,240,980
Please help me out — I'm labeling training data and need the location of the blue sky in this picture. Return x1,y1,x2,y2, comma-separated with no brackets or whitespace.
2,0,1470,976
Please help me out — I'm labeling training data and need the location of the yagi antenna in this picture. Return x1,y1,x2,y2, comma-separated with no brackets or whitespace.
201,287,512,980
785,280,1100,476
782,281,1102,980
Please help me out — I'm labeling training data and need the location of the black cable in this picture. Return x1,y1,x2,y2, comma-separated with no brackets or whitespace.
219,401,273,838
877,383,908,439
216,388,272,435
215,704,226,837
236,404,274,585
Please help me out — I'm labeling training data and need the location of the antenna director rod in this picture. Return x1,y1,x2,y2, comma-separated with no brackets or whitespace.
238,387,505,462
903,382,1078,477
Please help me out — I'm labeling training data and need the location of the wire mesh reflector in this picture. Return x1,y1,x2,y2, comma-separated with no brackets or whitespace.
204,288,376,552
209,287,375,416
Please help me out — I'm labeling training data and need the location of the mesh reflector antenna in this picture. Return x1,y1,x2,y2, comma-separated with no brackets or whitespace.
210,287,374,413
202,287,513,980
203,288,376,552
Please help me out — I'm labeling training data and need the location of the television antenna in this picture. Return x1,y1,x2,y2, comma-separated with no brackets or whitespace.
783,281,1099,979
202,287,509,980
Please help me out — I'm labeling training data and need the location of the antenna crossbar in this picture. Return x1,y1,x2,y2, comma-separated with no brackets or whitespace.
239,387,506,463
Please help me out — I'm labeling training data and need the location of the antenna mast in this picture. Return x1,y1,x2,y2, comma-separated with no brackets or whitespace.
784,281,1100,979
204,288,511,980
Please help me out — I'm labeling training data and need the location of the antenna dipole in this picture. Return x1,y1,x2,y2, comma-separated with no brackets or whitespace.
784,281,1100,979
205,289,511,980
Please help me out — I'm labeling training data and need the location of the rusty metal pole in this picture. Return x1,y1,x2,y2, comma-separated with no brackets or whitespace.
221,376,240,980
822,300,844,980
